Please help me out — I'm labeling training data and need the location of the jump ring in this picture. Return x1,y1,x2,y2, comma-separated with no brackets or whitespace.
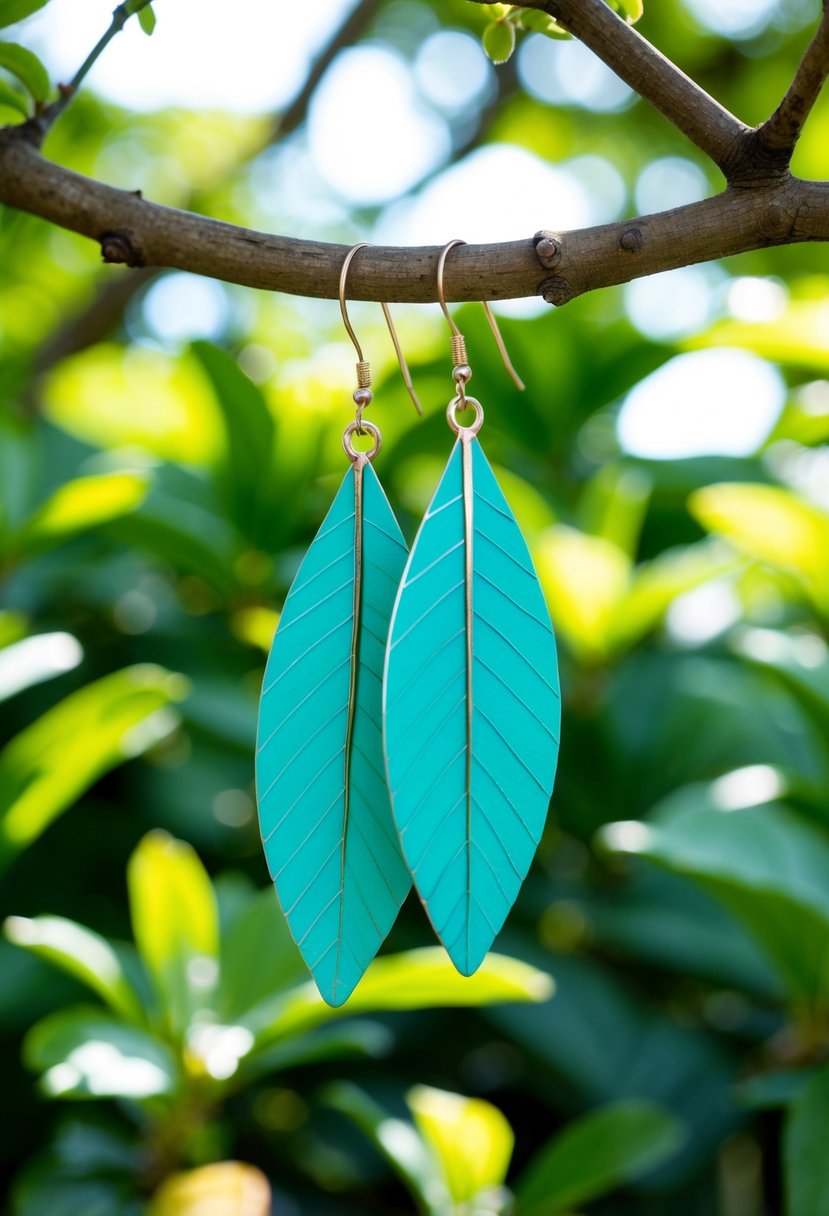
446,394,484,437
342,419,382,462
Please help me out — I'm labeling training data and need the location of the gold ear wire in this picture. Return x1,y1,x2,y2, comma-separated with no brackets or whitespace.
339,242,423,416
436,238,526,392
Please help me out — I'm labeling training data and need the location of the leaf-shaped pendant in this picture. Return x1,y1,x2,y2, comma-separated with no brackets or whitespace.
256,457,411,1006
384,422,561,975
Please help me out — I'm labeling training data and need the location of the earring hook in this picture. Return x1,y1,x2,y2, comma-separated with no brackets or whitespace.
436,238,525,392
339,242,423,416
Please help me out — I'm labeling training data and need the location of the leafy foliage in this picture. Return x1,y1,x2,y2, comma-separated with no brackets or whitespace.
2,0,829,1211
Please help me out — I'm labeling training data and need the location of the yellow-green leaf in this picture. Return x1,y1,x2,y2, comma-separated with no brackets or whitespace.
137,2,156,34
243,948,554,1047
0,666,186,870
10,472,150,559
128,831,220,1033
483,19,516,64
409,1085,514,1205
690,483,829,614
149,1162,271,1216
534,526,632,661
0,39,48,99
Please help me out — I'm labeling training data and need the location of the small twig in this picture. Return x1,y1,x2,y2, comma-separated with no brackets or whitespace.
758,9,829,155
467,0,750,176
32,0,153,141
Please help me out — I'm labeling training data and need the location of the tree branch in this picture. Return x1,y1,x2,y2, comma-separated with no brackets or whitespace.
2,129,827,305
757,7,829,155
470,0,750,176
33,0,153,140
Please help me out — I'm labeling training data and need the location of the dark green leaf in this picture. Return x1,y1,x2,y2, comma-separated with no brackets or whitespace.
785,1064,829,1216
602,783,829,1006
0,73,27,113
516,1100,684,1214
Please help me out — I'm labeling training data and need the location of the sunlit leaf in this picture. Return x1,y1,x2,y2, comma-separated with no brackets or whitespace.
9,472,150,559
0,40,48,99
0,631,82,702
534,526,631,661
42,345,223,466
409,1084,514,1205
518,10,571,37
243,948,554,1047
785,1063,829,1216
127,831,219,1033
602,784,829,1006
0,0,51,27
25,1007,177,1099
149,1162,271,1216
0,666,187,871
516,1100,683,1214
4,914,143,1021
690,483,829,613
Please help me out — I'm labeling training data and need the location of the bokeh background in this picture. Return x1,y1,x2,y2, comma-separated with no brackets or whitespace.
2,0,829,1212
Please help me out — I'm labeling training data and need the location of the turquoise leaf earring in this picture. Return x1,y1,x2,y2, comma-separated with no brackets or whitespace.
383,240,562,976
256,244,422,1007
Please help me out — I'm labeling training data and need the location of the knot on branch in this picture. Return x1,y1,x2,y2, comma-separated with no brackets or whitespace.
619,227,644,252
100,230,143,267
539,275,576,307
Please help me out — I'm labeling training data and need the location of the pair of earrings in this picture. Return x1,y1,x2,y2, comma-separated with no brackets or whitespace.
256,241,561,1007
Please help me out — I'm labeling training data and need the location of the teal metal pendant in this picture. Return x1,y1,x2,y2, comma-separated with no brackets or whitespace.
256,455,411,1006
383,405,561,975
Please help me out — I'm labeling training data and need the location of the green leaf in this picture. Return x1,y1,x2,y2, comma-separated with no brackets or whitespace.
0,0,51,27
579,462,651,558
483,19,516,64
690,483,829,615
243,948,554,1047
615,0,644,21
0,74,27,114
0,40,48,99
191,341,275,540
9,472,150,559
127,831,220,1033
217,888,306,1021
785,1063,829,1216
409,1085,514,1205
517,10,571,38
0,665,186,871
325,1082,446,1214
137,3,155,35
4,915,143,1021
602,784,829,1007
25,1006,177,1099
516,1100,683,1215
